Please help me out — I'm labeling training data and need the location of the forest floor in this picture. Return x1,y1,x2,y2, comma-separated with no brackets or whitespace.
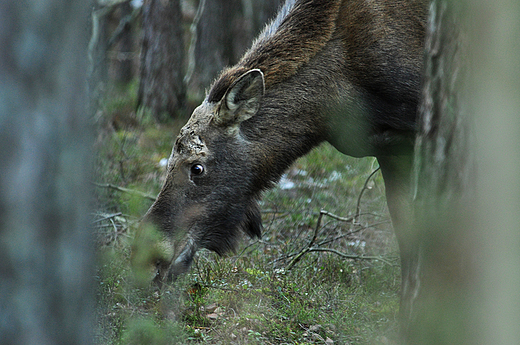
92,85,401,344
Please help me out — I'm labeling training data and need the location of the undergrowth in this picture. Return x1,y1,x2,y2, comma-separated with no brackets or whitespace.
93,86,401,344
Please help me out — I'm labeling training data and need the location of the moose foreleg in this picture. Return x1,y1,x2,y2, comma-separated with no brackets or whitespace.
377,154,419,340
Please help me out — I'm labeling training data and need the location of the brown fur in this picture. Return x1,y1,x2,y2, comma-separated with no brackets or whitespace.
138,0,429,309
210,0,426,106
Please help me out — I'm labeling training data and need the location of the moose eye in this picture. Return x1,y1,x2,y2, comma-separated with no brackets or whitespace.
190,164,205,176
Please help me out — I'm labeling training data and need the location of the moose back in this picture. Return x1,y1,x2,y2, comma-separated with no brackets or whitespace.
136,0,427,318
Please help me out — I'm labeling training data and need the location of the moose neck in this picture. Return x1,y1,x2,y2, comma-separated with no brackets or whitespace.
204,0,372,190
237,40,353,190
206,0,420,191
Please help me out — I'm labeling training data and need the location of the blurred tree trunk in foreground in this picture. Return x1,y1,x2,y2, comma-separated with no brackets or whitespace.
0,1,93,345
470,0,520,343
405,1,473,342
405,0,520,343
138,0,186,122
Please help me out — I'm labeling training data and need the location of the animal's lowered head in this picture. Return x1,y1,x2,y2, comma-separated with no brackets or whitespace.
136,69,268,282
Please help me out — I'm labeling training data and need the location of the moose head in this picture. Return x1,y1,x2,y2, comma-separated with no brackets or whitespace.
138,69,273,281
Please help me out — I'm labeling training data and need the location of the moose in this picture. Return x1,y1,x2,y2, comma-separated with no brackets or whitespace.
137,0,428,328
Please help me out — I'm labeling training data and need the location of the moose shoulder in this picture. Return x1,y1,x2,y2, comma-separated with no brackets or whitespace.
137,0,427,322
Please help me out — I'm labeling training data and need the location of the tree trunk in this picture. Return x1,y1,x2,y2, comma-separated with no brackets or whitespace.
115,1,135,85
469,0,520,343
405,0,520,343
138,0,186,122
230,0,282,64
405,1,474,342
250,0,283,36
0,1,93,345
188,0,281,99
191,0,243,94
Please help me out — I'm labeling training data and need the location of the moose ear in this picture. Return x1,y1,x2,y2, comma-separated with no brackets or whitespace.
215,69,265,127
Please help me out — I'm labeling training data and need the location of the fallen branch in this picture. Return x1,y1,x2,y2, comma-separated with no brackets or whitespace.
285,211,323,270
92,212,123,223
305,248,399,267
93,182,156,201
319,210,355,223
271,218,391,266
284,207,397,270
286,209,355,270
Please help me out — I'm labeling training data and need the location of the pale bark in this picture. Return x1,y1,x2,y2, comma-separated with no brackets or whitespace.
407,0,520,343
0,1,93,344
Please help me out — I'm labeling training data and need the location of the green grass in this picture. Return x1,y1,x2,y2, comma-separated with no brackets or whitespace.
93,88,401,344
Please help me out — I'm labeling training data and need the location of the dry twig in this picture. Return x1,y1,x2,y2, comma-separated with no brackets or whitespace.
305,248,398,267
284,166,393,270
355,167,381,223
286,209,355,270
93,182,156,201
